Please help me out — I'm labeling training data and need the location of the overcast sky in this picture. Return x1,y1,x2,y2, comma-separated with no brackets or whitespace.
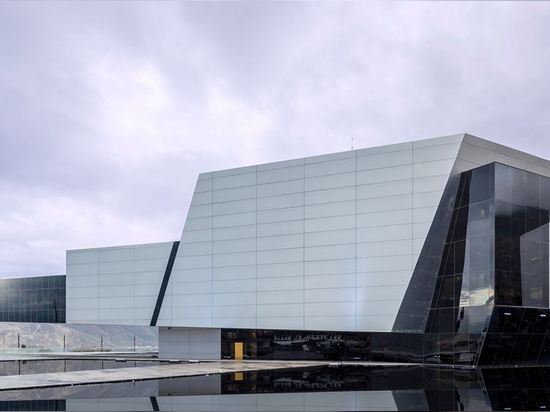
2,1,550,277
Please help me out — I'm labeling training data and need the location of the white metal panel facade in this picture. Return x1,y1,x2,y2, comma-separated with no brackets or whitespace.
161,134,465,331
66,134,550,331
66,242,174,325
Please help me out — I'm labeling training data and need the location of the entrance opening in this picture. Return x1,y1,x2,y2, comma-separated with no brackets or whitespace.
234,341,243,360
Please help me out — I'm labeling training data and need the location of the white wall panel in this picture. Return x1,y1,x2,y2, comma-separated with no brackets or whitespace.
213,225,255,241
305,186,355,205
357,165,412,185
413,159,455,178
257,261,302,278
304,273,355,289
183,217,212,231
98,260,133,274
305,316,355,331
257,317,303,329
356,315,395,331
213,212,256,228
305,288,355,303
134,258,172,272
356,194,412,213
171,294,212,307
356,149,412,170
213,292,256,306
180,241,213,256
257,206,303,223
213,172,256,190
357,255,413,273
356,240,412,258
213,238,255,254
257,303,303,318
257,165,303,184
98,248,133,262
305,150,355,164
212,198,256,215
213,265,256,281
305,200,355,219
67,242,174,326
305,229,355,247
213,185,256,202
413,142,462,162
257,220,303,237
413,174,449,193
257,193,303,210
66,250,99,265
194,176,212,193
356,209,412,228
257,248,303,264
257,179,303,197
356,224,412,242
356,179,412,199
305,157,356,177
305,259,355,276
257,233,303,250
306,301,354,317
213,305,255,319
356,285,406,302
305,215,355,232
257,276,302,291
186,204,213,219
356,270,410,287
171,268,211,282
257,289,302,304
305,172,355,191
181,229,212,243
305,244,355,261
213,279,255,293
189,190,212,205
172,281,212,295
412,190,443,208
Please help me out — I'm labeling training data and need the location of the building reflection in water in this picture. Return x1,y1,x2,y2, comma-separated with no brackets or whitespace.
1,365,550,411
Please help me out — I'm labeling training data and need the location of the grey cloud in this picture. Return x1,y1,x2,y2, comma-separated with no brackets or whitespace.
1,1,550,276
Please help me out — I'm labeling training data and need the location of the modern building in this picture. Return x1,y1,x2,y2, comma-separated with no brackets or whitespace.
7,133,550,367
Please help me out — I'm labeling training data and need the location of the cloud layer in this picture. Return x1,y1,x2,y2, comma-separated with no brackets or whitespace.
2,1,550,276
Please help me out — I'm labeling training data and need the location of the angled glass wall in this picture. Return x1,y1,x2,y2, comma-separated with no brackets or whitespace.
423,164,495,365
399,162,550,366
493,163,550,307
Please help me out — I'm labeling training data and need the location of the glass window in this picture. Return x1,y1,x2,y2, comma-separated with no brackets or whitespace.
495,163,526,206
525,172,541,208
467,200,493,239
434,276,460,308
469,164,494,204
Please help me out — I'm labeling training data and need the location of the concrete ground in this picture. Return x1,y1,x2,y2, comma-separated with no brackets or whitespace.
0,360,328,391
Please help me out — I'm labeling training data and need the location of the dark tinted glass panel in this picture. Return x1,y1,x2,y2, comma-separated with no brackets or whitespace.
495,163,526,206
393,174,463,332
469,164,494,203
0,275,65,323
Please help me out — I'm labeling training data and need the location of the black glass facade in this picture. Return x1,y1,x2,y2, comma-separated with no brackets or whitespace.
222,163,550,367
221,329,423,362
0,275,65,323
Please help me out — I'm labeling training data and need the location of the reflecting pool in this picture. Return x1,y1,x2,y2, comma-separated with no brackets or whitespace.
0,364,549,411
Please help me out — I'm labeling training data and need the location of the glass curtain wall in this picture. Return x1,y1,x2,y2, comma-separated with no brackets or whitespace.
0,275,65,323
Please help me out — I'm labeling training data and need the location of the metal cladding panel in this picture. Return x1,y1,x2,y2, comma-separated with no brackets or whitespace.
168,134,466,331
66,242,174,326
